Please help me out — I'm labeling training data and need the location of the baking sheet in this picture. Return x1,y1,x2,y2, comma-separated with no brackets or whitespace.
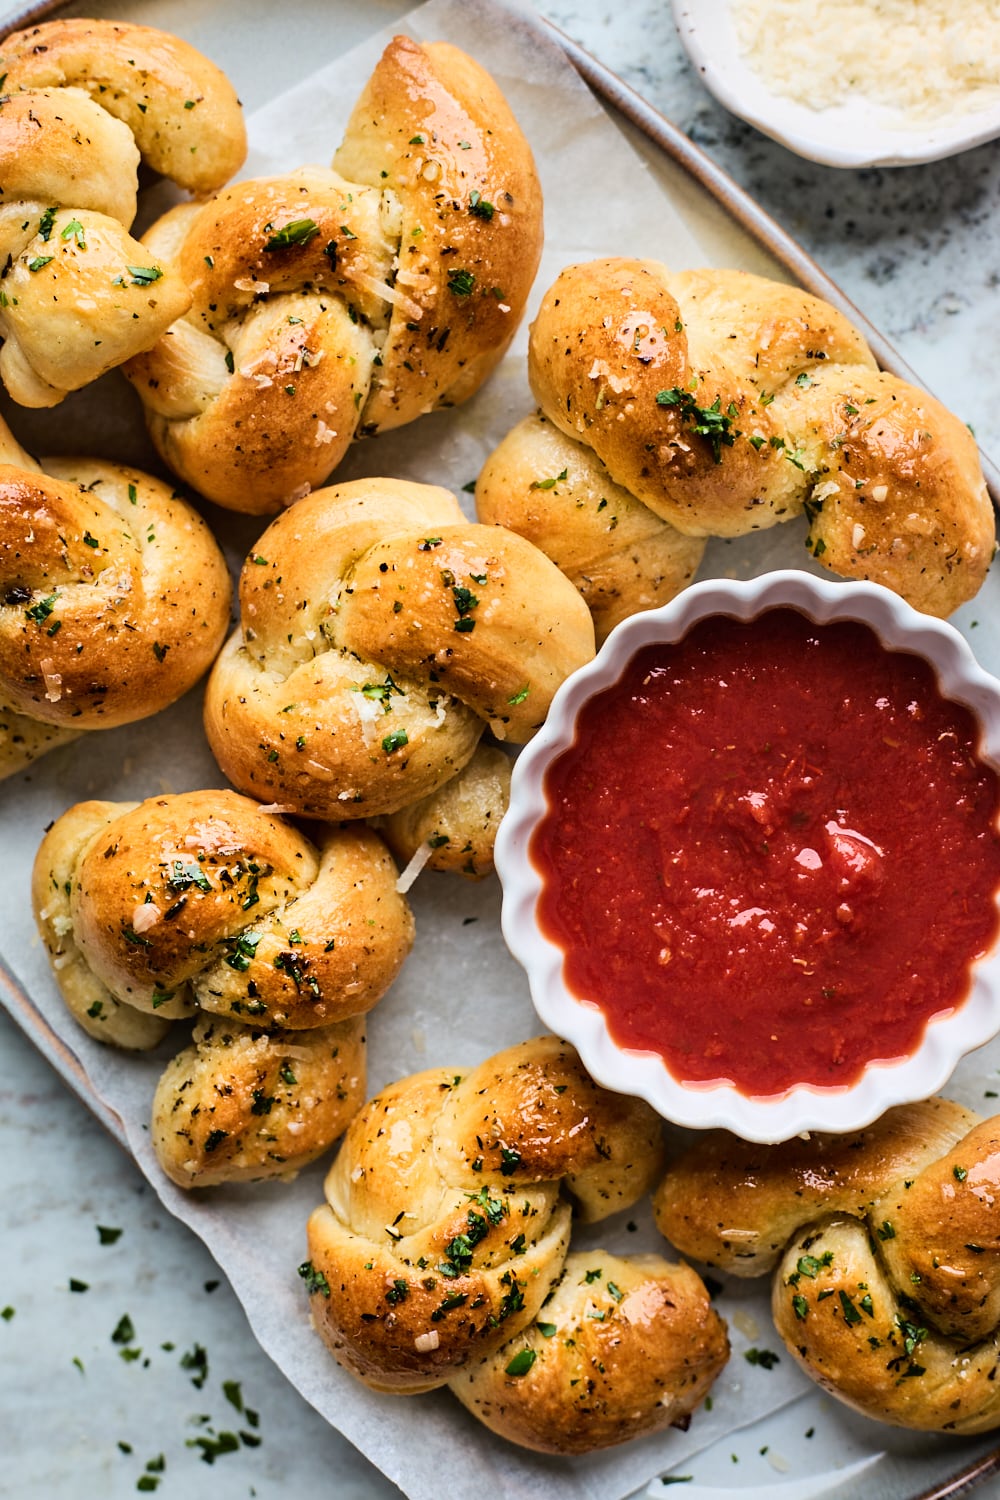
2,1,1000,1497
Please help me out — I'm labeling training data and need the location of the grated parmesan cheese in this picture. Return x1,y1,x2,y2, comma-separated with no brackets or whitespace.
735,1,1000,122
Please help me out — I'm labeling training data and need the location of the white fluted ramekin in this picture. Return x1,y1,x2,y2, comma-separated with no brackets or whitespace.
495,570,1000,1143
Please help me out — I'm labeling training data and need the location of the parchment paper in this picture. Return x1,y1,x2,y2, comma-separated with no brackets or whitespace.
2,2,1000,1497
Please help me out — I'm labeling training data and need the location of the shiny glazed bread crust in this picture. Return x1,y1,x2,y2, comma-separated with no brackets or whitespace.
124,35,542,513
655,1099,1000,1433
478,258,994,622
0,18,246,407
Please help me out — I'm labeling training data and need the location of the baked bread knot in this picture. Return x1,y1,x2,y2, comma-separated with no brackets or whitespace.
655,1098,1000,1434
0,417,231,779
123,35,542,513
33,789,414,1035
449,1249,728,1454
203,478,594,823
0,18,246,406
479,258,994,621
302,1037,671,1400
152,1012,366,1188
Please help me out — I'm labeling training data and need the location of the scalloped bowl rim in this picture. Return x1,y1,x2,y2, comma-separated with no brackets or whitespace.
495,571,1000,1142
670,0,1000,169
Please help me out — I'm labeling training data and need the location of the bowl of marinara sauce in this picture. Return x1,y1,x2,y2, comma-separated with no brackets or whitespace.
495,570,1000,1142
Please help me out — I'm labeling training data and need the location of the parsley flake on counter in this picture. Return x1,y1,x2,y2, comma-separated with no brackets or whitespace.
111,1313,135,1345
222,1380,244,1413
180,1342,209,1388
1,1306,14,1321
69,1278,89,1293
97,1225,122,1245
744,1347,780,1369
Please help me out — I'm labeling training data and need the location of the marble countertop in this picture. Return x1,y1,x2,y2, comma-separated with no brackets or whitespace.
3,2,1000,1497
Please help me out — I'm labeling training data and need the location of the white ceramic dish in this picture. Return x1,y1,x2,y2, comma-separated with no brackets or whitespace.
670,0,1000,168
496,570,1000,1143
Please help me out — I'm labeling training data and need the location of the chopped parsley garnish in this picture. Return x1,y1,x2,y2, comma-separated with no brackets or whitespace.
877,1221,896,1241
499,1145,521,1175
954,1165,969,1182
536,1321,557,1338
447,269,475,297
792,1251,834,1281
385,1279,409,1306
496,1271,525,1322
530,469,567,491
464,1186,507,1225
431,1291,468,1322
28,256,53,272
655,387,738,463
359,675,403,712
264,219,319,251
469,191,495,220
896,1315,928,1357
504,1348,536,1377
382,729,409,754
127,266,163,285
25,592,59,624
168,860,212,893
792,1294,809,1320
38,206,58,241
204,1130,228,1154
298,1261,331,1297
224,932,261,971
61,218,86,249
508,685,530,705
839,1291,862,1326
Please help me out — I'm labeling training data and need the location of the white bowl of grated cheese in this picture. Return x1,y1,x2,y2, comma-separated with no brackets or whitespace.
672,0,1000,168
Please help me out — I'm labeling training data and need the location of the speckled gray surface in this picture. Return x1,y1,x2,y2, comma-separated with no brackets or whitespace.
3,3,999,1498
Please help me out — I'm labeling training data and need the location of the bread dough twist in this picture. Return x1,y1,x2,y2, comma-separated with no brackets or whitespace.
0,19,246,406
203,477,595,821
477,259,995,632
33,790,414,1186
0,415,230,779
124,35,543,513
655,1098,1000,1433
302,1036,728,1450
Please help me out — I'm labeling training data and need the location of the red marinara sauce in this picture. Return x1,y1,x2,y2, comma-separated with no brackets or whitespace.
532,608,1000,1097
